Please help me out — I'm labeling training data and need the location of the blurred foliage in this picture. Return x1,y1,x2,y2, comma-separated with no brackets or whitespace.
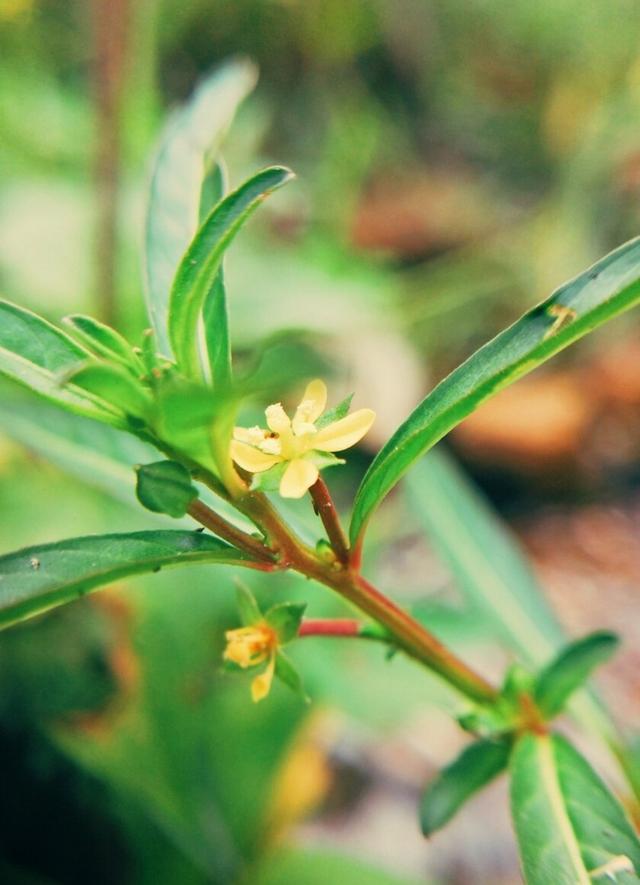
2,0,640,882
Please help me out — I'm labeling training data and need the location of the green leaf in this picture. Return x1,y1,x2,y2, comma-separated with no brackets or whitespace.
234,580,262,626
0,299,89,372
351,236,640,546
203,268,232,389
315,393,354,429
64,362,153,421
275,650,309,701
420,738,510,835
62,314,142,371
534,631,619,719
0,397,160,508
168,165,295,379
135,460,198,518
144,59,257,355
265,602,307,644
199,160,227,223
510,733,640,884
199,161,233,389
0,531,255,629
406,450,564,662
405,449,621,753
255,847,427,885
0,300,124,425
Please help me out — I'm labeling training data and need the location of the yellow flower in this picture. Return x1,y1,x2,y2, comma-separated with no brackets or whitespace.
223,622,278,702
230,380,375,498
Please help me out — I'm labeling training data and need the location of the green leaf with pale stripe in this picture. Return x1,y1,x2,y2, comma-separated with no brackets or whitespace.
0,531,256,628
168,165,294,379
406,450,564,663
0,300,126,426
405,450,620,748
351,236,640,546
510,733,640,884
144,59,257,355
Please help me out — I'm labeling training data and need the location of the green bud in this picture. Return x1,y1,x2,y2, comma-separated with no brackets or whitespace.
135,460,197,518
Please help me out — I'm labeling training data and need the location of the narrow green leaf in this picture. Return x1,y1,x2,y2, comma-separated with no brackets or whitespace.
235,580,262,626
534,631,619,719
64,362,152,421
351,236,640,546
203,269,232,389
135,460,198,518
200,161,232,387
275,650,309,701
0,299,89,372
405,449,620,752
0,531,255,628
265,602,307,644
0,398,255,537
510,733,640,884
62,314,142,371
199,160,227,222
0,300,126,426
144,59,257,355
168,165,294,379
406,450,564,663
420,738,510,835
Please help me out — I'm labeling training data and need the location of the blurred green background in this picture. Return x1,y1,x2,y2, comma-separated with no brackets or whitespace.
2,1,640,882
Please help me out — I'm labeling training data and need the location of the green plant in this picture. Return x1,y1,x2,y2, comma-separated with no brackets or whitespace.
1,60,640,882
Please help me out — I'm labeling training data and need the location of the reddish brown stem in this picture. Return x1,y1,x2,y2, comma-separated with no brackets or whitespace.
210,487,497,703
187,499,276,565
299,618,360,637
309,477,350,564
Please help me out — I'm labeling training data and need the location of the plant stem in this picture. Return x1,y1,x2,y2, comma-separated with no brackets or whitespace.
187,499,276,565
299,618,361,637
309,477,350,564
238,491,497,704
326,571,497,703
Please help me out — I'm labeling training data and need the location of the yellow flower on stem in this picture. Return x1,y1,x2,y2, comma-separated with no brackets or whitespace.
223,622,279,702
230,380,375,498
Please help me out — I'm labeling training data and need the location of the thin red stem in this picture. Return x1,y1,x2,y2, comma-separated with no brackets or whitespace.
309,477,350,564
298,618,360,637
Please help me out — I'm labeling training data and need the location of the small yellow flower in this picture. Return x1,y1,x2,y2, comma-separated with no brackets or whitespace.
223,622,278,702
231,380,375,498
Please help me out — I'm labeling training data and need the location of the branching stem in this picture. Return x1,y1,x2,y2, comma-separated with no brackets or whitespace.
309,477,350,564
237,489,498,704
187,499,276,565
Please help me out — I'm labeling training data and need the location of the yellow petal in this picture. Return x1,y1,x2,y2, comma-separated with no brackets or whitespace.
233,425,266,445
293,379,327,429
251,653,276,702
230,440,282,473
279,458,319,498
265,402,291,433
313,408,375,452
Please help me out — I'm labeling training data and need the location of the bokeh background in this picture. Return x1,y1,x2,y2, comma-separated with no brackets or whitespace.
2,1,640,882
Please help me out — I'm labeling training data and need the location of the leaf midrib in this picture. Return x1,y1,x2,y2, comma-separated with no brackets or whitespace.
536,736,591,884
